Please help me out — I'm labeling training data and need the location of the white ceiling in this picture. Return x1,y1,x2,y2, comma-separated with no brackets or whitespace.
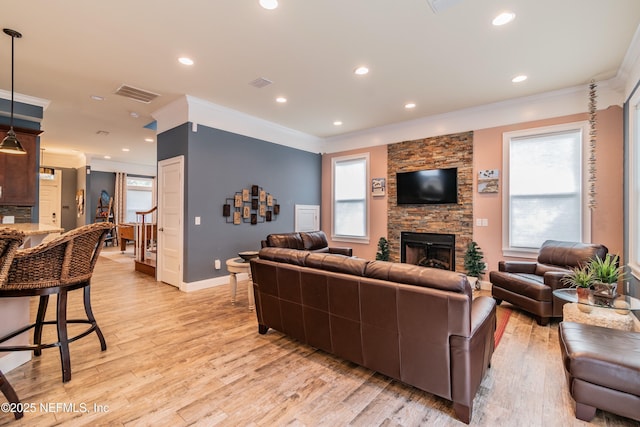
1,0,639,166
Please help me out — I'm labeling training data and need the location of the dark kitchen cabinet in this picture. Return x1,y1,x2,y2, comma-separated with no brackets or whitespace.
0,126,40,206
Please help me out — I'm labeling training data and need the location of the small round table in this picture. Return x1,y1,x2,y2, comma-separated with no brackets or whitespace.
226,258,255,311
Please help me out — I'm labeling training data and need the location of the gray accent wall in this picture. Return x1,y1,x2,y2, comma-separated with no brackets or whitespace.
86,170,115,225
158,123,321,283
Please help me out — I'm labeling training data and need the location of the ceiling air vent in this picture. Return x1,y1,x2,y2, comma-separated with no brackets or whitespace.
248,77,273,88
114,84,160,103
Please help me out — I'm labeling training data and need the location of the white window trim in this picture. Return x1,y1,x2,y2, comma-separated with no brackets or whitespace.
331,152,370,244
628,92,640,279
501,121,591,258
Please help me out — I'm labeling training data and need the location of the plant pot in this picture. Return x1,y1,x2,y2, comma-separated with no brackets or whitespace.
576,287,593,313
468,277,480,291
592,282,617,307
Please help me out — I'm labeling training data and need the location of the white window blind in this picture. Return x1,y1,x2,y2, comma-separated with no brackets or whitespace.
332,154,368,240
505,126,586,254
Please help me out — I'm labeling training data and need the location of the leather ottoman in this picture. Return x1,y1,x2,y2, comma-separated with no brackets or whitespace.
558,321,640,422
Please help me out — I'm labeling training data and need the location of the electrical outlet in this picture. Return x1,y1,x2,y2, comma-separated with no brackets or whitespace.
195,216,201,225
214,259,221,269
475,219,482,226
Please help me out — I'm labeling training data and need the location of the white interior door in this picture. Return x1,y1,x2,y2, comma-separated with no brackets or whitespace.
39,170,61,227
157,156,184,287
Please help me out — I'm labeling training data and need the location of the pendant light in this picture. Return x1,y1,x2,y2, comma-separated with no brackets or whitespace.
0,28,26,155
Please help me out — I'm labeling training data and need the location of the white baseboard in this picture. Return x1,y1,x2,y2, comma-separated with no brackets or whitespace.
179,273,248,292
0,351,31,374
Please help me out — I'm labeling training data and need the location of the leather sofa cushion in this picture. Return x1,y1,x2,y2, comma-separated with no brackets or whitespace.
266,233,304,250
559,322,640,396
538,240,608,268
301,231,329,251
258,247,308,266
306,252,368,276
365,260,469,294
491,271,551,301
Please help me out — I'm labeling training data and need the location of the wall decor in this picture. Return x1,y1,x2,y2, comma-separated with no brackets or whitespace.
224,184,279,225
372,178,386,196
478,169,499,193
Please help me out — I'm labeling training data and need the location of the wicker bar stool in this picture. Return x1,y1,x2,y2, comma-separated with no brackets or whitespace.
0,223,112,383
0,228,26,419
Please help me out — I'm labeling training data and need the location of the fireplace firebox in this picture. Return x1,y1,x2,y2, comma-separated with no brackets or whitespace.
400,232,455,271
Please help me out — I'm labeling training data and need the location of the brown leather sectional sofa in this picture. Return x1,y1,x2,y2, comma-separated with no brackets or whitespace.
260,230,353,256
490,240,608,325
250,247,497,424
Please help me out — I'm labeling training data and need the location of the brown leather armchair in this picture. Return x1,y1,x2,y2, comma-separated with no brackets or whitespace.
261,230,353,256
489,240,608,325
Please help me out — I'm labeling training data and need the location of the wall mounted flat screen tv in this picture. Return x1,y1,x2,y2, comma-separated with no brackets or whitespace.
396,167,458,205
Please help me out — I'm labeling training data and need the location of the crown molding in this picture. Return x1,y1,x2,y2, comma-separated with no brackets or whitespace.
152,95,323,154
321,81,624,154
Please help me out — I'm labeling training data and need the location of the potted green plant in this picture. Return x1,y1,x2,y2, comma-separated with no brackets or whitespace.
561,264,594,312
589,253,624,298
464,241,485,290
376,237,389,261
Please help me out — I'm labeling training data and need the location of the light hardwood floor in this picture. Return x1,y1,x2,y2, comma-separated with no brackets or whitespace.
0,248,637,426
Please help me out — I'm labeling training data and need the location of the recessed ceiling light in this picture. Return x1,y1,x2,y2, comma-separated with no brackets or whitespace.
404,103,416,109
493,12,516,26
354,66,369,76
130,112,139,118
276,97,287,103
90,95,104,101
104,155,111,159
178,57,194,65
122,148,130,152
333,121,343,126
144,138,154,143
259,0,278,10
512,75,527,83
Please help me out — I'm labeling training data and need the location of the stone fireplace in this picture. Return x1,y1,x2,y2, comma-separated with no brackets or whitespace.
387,131,473,272
401,232,455,270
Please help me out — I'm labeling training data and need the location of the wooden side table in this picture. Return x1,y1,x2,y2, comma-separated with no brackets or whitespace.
226,258,255,311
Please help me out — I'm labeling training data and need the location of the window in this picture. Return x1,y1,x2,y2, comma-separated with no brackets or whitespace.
332,154,369,242
126,176,154,223
628,92,640,278
503,122,590,257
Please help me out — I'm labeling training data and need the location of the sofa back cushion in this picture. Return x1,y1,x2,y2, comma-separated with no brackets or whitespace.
301,231,329,251
365,260,471,296
266,232,304,250
536,240,608,271
305,252,369,276
258,247,308,266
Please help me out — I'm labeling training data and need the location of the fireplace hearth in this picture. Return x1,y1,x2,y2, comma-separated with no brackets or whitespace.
401,232,455,271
